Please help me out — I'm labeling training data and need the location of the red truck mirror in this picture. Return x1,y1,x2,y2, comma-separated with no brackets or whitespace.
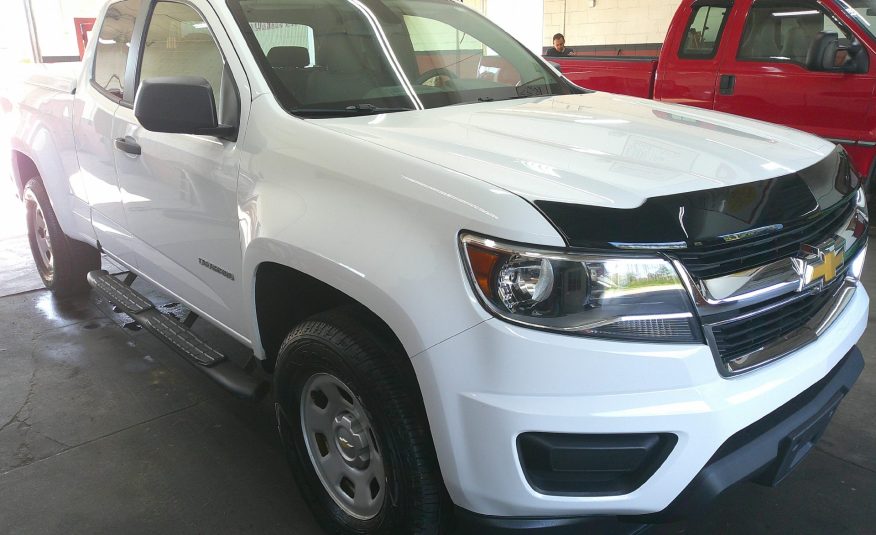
806,32,868,74
134,76,237,139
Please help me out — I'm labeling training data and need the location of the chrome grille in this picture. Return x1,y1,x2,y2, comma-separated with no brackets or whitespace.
707,270,846,366
679,199,867,376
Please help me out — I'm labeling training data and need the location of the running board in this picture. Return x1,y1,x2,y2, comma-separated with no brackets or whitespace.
87,270,267,400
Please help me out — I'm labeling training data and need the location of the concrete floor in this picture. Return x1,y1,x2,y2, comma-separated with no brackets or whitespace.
0,188,874,533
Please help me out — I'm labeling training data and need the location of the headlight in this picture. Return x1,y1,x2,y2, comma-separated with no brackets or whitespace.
460,234,702,343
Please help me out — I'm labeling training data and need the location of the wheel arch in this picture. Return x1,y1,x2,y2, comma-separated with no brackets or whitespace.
252,260,413,371
7,136,87,243
10,149,40,197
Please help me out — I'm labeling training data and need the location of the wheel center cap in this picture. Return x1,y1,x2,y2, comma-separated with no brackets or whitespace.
334,412,369,466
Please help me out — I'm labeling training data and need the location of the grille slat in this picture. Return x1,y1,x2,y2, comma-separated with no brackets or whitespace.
715,301,811,345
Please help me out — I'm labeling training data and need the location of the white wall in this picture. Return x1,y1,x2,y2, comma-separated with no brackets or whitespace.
486,0,546,55
543,0,680,47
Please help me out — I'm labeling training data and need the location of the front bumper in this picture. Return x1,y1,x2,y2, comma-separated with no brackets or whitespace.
453,346,863,534
411,284,868,519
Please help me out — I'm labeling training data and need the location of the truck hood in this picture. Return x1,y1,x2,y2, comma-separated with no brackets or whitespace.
317,92,835,210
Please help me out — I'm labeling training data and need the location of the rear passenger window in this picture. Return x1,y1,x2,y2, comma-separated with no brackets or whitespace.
92,0,140,100
679,3,730,59
138,2,225,105
738,1,852,65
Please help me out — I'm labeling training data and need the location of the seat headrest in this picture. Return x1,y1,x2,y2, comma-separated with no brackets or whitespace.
267,46,310,68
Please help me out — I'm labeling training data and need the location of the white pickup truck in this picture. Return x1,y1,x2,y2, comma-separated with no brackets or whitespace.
3,0,869,533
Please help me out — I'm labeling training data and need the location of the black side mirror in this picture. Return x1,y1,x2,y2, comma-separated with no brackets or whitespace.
806,32,840,71
806,32,867,73
135,76,236,138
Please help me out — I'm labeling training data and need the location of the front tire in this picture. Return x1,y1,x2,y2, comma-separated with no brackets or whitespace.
23,178,100,296
273,307,451,534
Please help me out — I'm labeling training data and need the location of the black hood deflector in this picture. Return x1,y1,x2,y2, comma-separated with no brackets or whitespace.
535,146,858,250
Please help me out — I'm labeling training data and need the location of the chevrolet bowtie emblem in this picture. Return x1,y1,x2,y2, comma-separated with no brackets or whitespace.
795,236,846,289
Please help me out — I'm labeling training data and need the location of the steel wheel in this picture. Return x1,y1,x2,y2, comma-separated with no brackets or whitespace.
21,178,100,295
300,372,386,521
31,202,54,278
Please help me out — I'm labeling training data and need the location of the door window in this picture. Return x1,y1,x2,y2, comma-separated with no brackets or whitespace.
738,1,852,65
679,3,731,59
92,0,140,99
138,2,226,104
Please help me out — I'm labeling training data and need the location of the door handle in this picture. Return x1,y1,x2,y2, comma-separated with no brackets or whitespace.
114,136,141,156
719,74,736,96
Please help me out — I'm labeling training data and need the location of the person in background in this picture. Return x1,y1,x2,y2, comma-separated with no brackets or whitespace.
546,33,574,57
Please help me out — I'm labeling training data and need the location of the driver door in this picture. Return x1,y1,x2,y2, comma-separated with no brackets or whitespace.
715,0,875,142
111,0,251,340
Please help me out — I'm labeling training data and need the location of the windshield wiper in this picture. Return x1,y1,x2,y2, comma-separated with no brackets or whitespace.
290,103,415,117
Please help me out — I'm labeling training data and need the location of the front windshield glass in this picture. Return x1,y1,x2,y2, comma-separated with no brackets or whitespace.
836,0,876,41
227,0,575,116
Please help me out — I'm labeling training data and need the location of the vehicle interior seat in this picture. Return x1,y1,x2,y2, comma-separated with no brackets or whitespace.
267,45,312,101
739,11,781,59
305,14,403,105
782,15,825,64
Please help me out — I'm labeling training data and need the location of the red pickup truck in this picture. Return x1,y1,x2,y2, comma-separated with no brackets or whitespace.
550,0,876,184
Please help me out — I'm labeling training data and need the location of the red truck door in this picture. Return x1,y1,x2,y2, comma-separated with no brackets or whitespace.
655,0,734,108
714,0,875,145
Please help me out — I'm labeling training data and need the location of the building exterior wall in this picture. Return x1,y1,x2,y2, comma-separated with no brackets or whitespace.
543,0,680,47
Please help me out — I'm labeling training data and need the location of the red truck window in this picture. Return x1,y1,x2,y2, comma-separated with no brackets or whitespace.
679,3,731,59
738,0,853,65
92,0,141,100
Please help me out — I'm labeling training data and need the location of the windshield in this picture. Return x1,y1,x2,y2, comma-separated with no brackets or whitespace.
836,0,876,41
227,0,576,116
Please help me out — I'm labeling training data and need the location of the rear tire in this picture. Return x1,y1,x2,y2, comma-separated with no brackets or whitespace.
273,307,451,534
23,178,100,296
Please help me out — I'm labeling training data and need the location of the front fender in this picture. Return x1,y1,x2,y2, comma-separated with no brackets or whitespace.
239,96,564,359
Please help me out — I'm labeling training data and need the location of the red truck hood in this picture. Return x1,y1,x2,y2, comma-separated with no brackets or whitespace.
316,92,836,209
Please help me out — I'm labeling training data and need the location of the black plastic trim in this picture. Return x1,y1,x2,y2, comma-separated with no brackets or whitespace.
517,432,677,496
89,79,123,105
534,146,858,279
453,507,649,535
